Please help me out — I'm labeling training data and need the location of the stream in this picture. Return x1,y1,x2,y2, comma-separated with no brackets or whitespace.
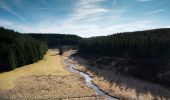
64,59,118,100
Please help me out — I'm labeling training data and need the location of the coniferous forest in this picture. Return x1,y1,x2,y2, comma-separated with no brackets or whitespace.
79,28,170,60
79,28,170,87
1,0,170,99
1,26,170,87
0,27,48,72
27,34,82,47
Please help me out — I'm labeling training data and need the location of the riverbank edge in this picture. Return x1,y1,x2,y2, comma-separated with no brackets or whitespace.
63,50,170,100
70,61,119,100
62,56,107,100
63,57,120,100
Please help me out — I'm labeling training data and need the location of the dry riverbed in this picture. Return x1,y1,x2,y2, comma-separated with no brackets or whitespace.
64,50,170,100
0,49,104,100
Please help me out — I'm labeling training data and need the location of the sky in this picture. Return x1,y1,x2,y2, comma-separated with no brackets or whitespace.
0,0,170,37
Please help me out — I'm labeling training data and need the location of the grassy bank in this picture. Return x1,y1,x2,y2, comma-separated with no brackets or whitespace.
66,50,170,100
0,49,67,89
0,49,102,99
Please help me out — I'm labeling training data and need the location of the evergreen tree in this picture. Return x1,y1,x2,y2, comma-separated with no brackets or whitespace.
79,28,170,87
27,34,82,47
0,27,48,72
59,46,63,55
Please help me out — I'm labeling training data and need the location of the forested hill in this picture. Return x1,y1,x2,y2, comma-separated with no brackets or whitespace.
79,28,170,87
79,28,170,60
0,27,48,72
27,34,82,47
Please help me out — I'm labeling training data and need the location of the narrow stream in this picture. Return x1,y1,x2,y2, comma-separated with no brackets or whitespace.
64,59,118,100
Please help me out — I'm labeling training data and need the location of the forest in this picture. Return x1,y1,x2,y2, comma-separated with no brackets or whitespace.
79,28,170,87
1,26,170,87
27,34,82,47
0,27,48,72
79,28,170,59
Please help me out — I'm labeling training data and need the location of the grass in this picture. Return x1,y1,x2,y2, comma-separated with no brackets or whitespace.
67,50,170,100
0,49,68,89
0,49,102,99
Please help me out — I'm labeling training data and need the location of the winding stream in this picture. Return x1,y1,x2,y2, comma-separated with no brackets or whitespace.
64,59,118,100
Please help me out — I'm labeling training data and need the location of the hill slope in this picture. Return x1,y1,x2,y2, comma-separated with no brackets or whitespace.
79,28,170,87
27,34,82,47
79,28,170,59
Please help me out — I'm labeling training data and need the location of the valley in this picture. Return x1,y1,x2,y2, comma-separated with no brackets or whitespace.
0,49,103,99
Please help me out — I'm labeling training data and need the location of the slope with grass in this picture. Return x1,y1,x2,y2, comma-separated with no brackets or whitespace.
66,50,170,100
0,27,48,72
0,49,102,99
79,28,170,87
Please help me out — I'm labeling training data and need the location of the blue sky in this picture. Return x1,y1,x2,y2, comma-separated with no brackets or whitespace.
0,0,170,37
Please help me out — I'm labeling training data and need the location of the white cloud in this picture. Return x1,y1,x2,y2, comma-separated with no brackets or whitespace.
57,0,128,32
0,1,26,22
104,21,155,33
0,19,13,26
11,20,154,37
0,0,130,37
35,7,74,11
145,9,166,15
0,18,157,38
0,0,159,37
165,26,170,28
67,0,109,23
137,0,152,2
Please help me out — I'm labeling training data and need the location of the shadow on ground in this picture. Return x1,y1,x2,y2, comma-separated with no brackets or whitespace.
69,52,170,100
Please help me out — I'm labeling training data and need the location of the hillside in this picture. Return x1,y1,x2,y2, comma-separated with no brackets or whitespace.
79,28,170,59
27,34,82,47
0,27,48,72
79,28,170,87
0,49,100,99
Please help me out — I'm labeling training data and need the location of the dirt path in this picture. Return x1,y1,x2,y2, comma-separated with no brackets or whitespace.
0,49,102,100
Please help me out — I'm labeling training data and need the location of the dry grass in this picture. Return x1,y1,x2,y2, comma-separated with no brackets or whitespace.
92,76,168,100
0,49,68,90
0,74,99,99
65,50,170,100
76,62,170,100
0,49,103,99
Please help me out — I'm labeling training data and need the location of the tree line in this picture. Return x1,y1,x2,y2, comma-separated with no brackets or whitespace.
79,28,170,87
27,34,82,47
79,28,170,60
0,27,48,72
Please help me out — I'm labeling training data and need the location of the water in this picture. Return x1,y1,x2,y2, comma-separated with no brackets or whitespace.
64,59,118,100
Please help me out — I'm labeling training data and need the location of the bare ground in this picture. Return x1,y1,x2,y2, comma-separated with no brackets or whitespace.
0,49,105,100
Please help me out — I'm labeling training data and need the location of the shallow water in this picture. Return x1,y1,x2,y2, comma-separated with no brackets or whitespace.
64,59,118,100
